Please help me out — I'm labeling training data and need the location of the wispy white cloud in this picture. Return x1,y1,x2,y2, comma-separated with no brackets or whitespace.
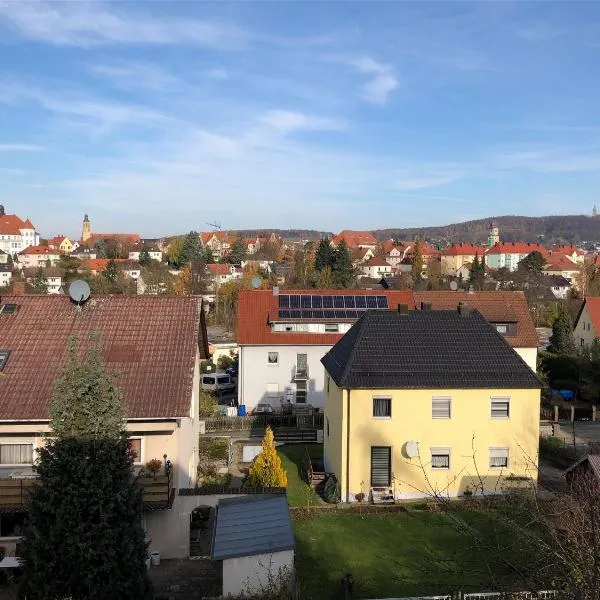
0,167,27,175
260,110,347,134
90,61,178,90
489,145,600,173
351,57,398,105
0,143,44,152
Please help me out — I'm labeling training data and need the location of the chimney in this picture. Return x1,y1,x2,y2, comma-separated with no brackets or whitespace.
457,301,471,317
420,301,432,311
397,303,409,315
12,282,26,296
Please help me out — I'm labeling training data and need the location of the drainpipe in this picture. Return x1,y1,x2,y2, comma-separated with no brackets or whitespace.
346,389,351,503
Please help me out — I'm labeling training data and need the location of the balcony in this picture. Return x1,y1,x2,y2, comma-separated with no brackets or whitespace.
0,470,174,512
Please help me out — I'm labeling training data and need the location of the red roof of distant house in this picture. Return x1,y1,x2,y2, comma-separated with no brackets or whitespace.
85,233,140,246
552,245,585,256
19,245,57,256
200,231,234,244
207,263,239,276
331,230,378,248
486,242,549,256
48,235,68,248
236,289,414,345
0,214,35,236
414,291,538,348
382,239,396,253
578,298,600,337
0,295,206,419
544,255,580,272
442,243,487,256
364,256,392,267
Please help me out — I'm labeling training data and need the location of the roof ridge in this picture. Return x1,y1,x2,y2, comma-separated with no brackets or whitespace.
339,311,370,387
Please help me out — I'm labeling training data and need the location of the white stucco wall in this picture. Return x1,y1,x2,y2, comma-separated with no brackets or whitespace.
574,304,597,349
239,345,333,411
222,549,294,598
514,347,537,372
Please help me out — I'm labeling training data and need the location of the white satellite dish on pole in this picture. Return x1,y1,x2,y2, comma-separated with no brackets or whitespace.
404,440,419,458
251,276,262,289
449,280,458,291
68,280,91,304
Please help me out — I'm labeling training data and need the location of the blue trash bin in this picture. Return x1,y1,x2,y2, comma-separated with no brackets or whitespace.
237,404,247,417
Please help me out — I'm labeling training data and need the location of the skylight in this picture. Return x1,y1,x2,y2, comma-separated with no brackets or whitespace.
0,350,10,371
1,304,17,314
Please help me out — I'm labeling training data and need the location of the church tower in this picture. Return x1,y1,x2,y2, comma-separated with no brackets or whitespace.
81,214,91,242
487,220,500,248
593,205,598,218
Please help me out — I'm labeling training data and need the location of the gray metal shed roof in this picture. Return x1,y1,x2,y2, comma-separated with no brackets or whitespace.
211,495,294,561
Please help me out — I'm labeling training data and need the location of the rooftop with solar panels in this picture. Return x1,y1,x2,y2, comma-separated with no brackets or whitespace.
276,293,390,321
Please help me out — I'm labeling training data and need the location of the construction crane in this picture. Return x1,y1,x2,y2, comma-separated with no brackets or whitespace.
206,221,222,231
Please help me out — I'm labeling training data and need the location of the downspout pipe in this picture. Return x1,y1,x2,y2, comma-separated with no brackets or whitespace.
346,388,351,503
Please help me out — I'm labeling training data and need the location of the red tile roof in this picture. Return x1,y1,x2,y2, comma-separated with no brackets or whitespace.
331,230,378,248
544,255,580,272
382,239,396,253
0,214,34,235
207,263,238,276
236,289,414,345
364,256,392,267
19,245,58,256
579,298,600,337
85,233,140,246
80,259,139,272
0,295,206,420
200,231,234,244
552,245,585,256
486,242,549,256
441,243,486,257
48,235,67,247
413,291,538,348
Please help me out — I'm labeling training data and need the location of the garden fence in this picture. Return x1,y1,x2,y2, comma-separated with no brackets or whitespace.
366,591,557,600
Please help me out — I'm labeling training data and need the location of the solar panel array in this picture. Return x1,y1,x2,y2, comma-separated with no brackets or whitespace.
277,294,388,320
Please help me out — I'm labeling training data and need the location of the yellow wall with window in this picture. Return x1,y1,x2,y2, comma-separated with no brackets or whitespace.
323,376,540,501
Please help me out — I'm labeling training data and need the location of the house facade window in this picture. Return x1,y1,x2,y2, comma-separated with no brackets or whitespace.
128,438,143,464
324,323,339,333
432,397,451,419
491,397,510,419
372,397,391,418
431,448,450,469
267,352,279,365
489,447,509,469
0,443,33,465
370,446,391,486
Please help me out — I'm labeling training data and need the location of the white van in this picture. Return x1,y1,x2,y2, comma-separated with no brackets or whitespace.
201,373,236,394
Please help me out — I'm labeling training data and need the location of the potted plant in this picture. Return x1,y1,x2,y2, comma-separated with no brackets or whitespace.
355,492,365,503
146,458,162,478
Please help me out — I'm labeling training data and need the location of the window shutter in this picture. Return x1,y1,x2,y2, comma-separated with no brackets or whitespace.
491,398,510,418
432,397,451,419
371,447,391,486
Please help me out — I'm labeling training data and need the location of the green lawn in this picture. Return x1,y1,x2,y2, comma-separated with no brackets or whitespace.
293,510,539,599
277,444,325,507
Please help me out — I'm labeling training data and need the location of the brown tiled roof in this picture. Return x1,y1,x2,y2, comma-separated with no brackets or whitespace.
413,291,538,348
19,245,58,256
0,295,206,420
236,289,414,345
0,214,33,235
331,230,378,248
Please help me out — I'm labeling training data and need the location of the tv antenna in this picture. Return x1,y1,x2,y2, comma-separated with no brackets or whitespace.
206,221,222,231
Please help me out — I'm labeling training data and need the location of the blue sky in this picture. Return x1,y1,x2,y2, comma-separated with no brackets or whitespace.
1,1,600,238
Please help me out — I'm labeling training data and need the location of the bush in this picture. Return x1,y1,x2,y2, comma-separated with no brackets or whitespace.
199,391,218,418
200,360,216,374
198,437,229,461
217,354,233,370
539,352,580,383
551,379,579,392
323,474,341,504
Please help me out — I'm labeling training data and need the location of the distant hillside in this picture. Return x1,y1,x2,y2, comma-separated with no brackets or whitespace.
373,215,600,247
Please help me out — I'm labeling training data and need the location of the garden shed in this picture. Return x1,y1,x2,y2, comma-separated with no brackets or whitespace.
211,495,294,597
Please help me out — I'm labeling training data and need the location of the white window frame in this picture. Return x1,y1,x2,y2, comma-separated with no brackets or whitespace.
267,352,279,366
489,447,509,469
324,323,339,333
491,397,510,419
0,441,35,467
430,447,451,470
432,396,451,419
372,396,392,419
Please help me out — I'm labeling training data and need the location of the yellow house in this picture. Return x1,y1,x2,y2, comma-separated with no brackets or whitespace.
321,305,541,502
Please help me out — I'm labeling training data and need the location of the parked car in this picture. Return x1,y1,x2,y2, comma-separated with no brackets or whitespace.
254,403,273,415
225,364,238,379
201,373,236,394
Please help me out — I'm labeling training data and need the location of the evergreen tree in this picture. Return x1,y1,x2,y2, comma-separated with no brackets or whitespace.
180,231,203,265
31,267,48,295
226,239,247,265
246,426,288,487
468,253,486,290
6,253,13,265
519,251,545,275
20,335,151,600
332,241,355,288
95,238,107,259
166,236,185,268
315,265,336,289
314,239,335,272
103,259,119,285
411,240,424,282
549,303,576,355
203,246,216,264
138,244,151,267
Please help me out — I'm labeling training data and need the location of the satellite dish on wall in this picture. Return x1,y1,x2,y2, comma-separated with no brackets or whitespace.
449,280,458,291
68,280,91,304
251,276,262,289
404,440,419,459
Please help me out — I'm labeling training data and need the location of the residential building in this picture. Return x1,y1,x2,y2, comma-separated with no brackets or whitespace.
17,246,60,269
79,258,141,279
206,263,243,289
80,214,140,247
0,264,12,288
551,245,585,265
321,307,541,502
211,495,294,598
351,247,376,266
23,267,63,294
485,242,548,272
236,289,413,412
0,250,7,264
385,245,410,268
547,275,571,299
331,230,378,250
128,241,163,262
0,207,39,256
241,259,274,273
47,235,75,255
0,294,208,558
245,237,261,255
70,246,97,260
413,291,539,371
573,298,600,348
543,254,581,286
200,232,234,261
440,243,487,277
360,256,395,279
